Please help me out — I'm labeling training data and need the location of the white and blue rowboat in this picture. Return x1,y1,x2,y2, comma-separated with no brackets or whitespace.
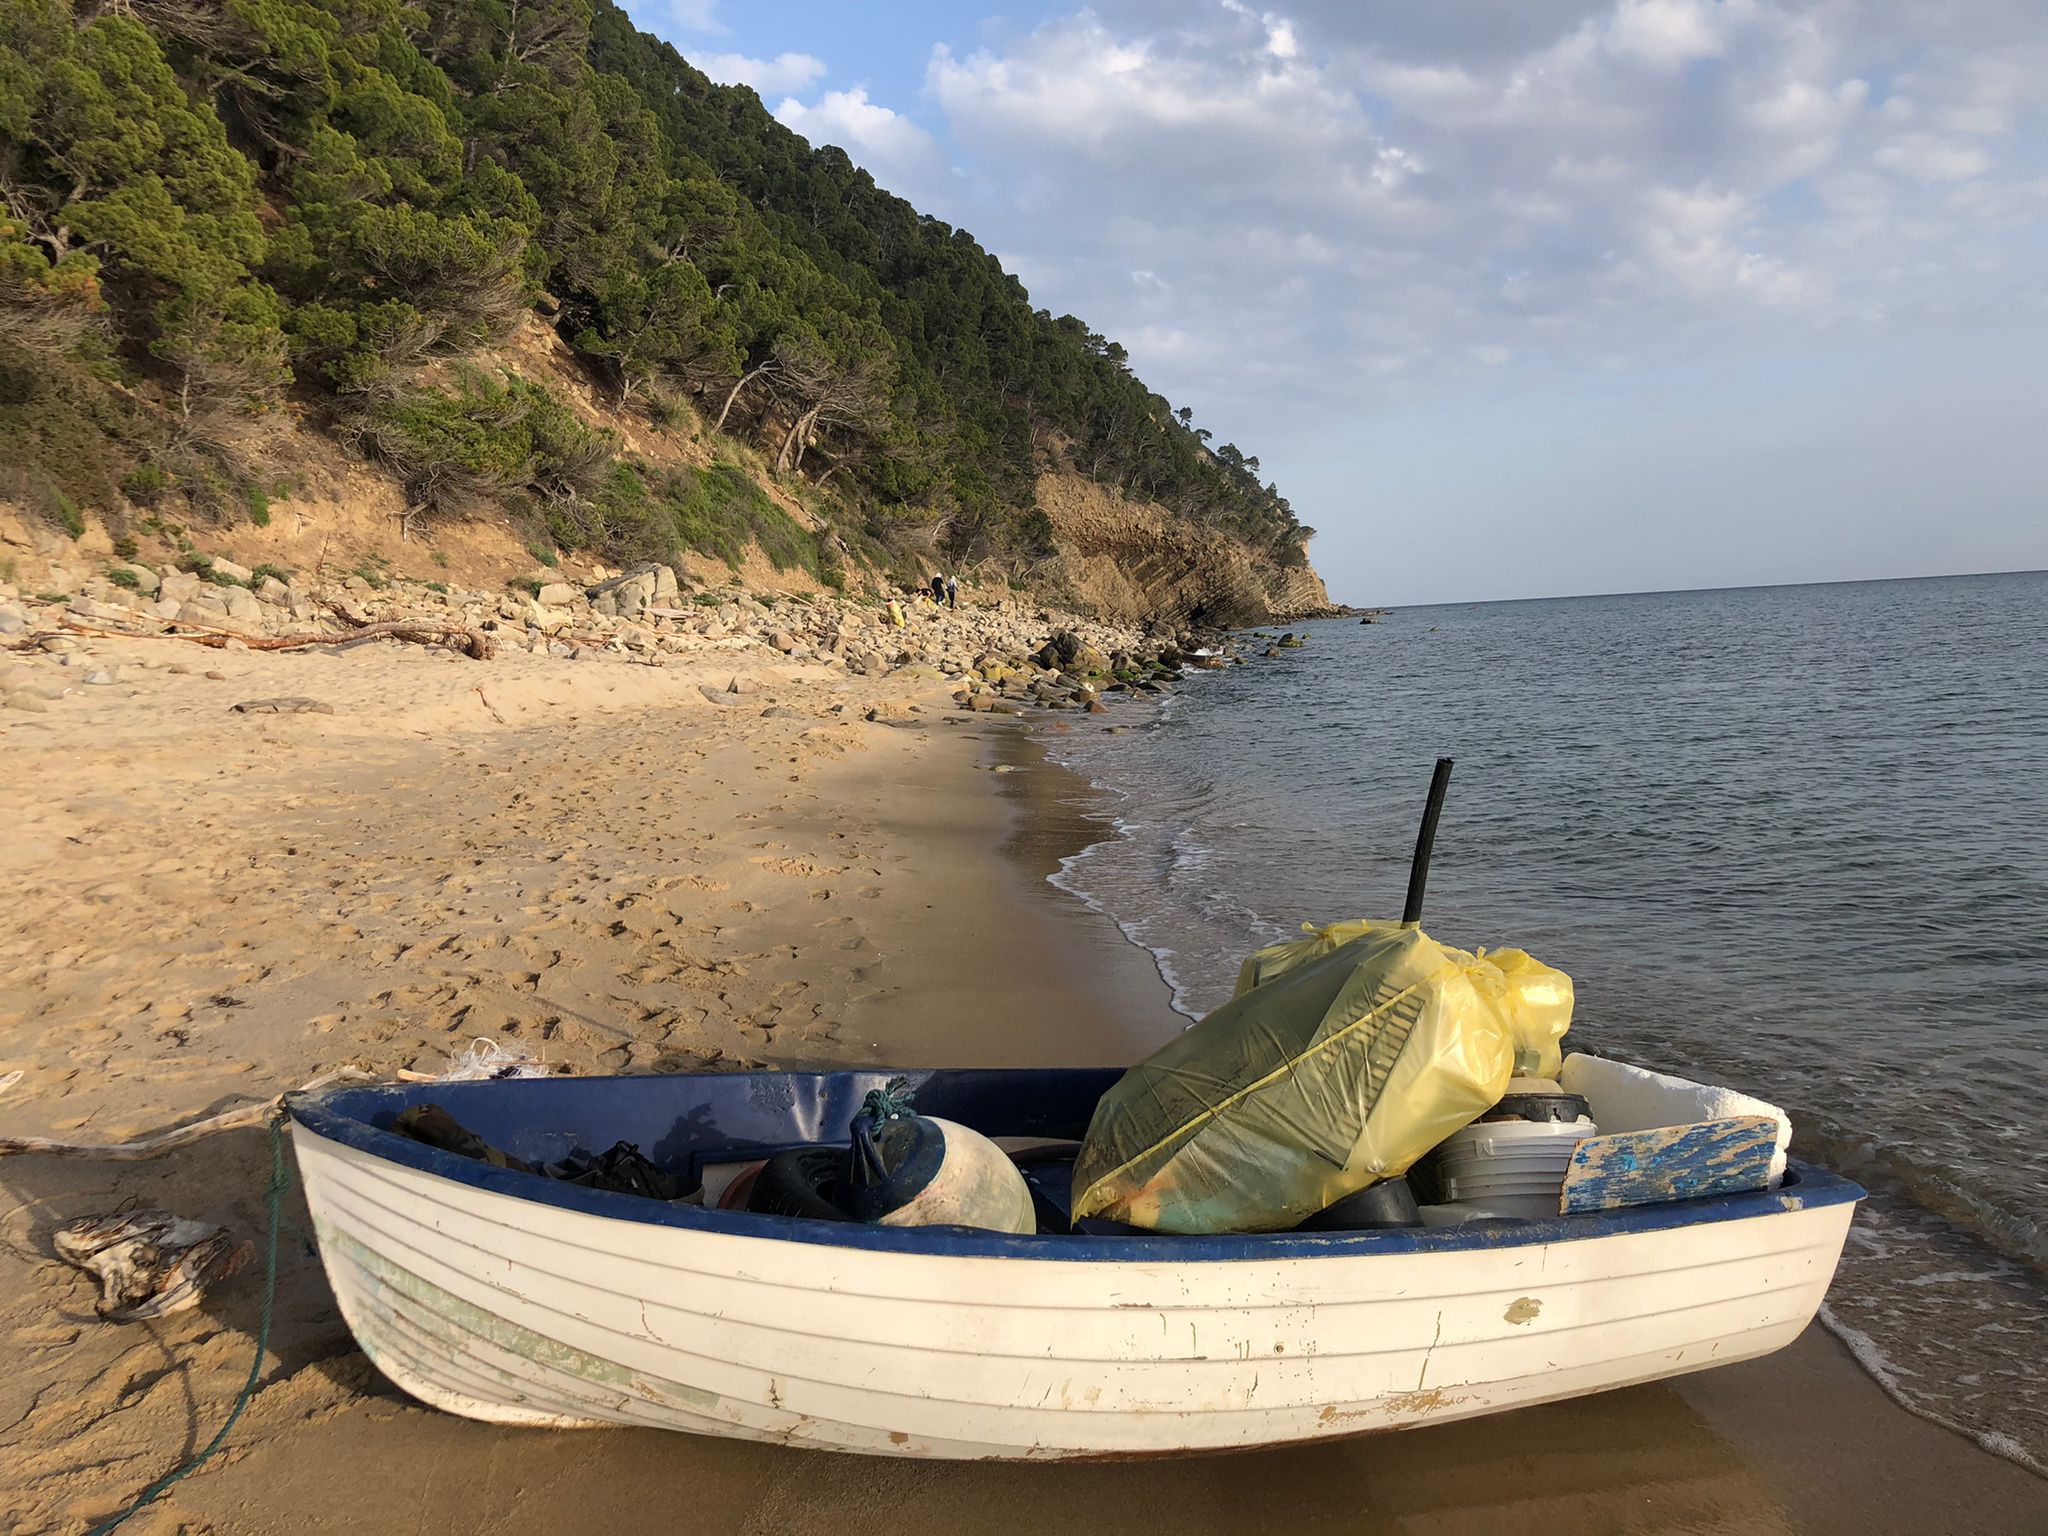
288,1067,1862,1460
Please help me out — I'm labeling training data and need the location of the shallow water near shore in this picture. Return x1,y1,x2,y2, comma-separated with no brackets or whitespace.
1040,570,2048,1470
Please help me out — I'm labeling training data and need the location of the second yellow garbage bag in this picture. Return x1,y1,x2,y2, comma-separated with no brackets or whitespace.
1488,947,1575,1078
1072,924,1527,1233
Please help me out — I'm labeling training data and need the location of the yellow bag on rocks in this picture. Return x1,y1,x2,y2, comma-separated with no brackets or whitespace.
1073,923,1559,1234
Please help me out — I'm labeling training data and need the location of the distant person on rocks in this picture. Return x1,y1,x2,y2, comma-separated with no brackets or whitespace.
930,572,946,605
946,574,959,609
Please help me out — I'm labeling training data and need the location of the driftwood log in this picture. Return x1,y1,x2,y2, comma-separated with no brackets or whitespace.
41,606,495,660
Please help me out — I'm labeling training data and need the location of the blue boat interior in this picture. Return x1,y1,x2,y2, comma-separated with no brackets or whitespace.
290,1066,1864,1261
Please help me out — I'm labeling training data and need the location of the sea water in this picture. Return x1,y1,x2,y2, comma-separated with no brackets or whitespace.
1040,571,2048,1469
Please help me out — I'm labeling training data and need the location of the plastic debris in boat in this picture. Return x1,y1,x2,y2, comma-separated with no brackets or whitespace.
395,1104,535,1171
55,1211,251,1321
838,1078,1035,1234
393,1104,700,1202
1073,759,1576,1234
545,1141,700,1203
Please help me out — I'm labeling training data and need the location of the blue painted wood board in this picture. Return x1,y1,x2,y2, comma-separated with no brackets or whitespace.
1559,1115,1779,1214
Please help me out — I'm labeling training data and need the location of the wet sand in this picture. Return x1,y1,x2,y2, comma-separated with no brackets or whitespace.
0,639,2040,1532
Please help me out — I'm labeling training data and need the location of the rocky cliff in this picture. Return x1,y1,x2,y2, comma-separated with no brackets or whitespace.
1034,472,1333,628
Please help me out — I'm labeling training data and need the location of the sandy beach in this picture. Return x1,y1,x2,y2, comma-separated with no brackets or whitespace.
2,633,2041,1534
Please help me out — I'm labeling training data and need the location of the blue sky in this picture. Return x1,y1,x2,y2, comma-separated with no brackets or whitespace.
623,1,2048,604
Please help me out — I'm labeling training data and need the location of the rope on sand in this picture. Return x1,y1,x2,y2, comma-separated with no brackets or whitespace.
86,1113,291,1534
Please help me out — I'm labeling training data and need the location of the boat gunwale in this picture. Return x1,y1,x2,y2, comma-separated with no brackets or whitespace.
288,1071,1863,1264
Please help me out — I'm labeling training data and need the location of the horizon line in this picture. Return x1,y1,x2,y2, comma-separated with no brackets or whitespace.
1333,564,2047,611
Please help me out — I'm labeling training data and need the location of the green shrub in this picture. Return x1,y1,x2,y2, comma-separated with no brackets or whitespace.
351,563,389,590
526,543,558,568
112,534,139,560
246,486,271,526
347,372,610,524
121,465,170,506
250,563,292,586
54,492,84,539
104,565,140,590
509,575,542,597
424,580,447,593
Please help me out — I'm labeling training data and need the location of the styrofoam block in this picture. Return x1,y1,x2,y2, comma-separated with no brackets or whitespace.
1559,1053,1791,1187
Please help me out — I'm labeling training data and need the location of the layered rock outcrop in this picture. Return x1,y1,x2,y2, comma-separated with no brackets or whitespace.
1034,472,1333,628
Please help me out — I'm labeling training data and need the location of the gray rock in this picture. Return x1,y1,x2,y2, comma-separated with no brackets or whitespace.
37,635,76,653
157,571,202,603
113,563,160,595
537,583,578,607
223,587,262,622
208,556,254,585
230,696,334,714
697,685,747,707
3,690,50,713
0,604,24,636
81,667,119,685
587,567,659,618
255,576,290,603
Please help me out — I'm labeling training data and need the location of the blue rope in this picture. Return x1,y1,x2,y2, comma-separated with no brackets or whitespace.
88,1111,291,1535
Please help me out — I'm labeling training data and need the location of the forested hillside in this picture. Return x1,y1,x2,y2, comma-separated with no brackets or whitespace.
0,0,1317,596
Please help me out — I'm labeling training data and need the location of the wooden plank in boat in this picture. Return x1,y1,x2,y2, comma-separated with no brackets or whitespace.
1559,1116,1779,1214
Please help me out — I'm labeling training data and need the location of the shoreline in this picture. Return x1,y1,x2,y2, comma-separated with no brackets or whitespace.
0,636,2041,1530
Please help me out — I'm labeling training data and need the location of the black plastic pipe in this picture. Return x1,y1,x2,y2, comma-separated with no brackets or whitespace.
1401,757,1455,926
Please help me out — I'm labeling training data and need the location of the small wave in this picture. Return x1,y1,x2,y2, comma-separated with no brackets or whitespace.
1820,1304,2047,1478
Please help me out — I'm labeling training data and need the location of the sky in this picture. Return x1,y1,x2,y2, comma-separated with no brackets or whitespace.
620,0,2048,604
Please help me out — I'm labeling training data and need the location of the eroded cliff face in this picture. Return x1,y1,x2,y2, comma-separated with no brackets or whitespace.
1034,472,1334,628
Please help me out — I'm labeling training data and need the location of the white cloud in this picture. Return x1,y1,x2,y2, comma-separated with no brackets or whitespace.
1604,0,1729,70
913,0,2045,419
1876,134,1994,182
697,50,826,95
773,89,948,199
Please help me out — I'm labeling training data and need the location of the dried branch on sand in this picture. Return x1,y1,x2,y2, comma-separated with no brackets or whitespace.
33,608,495,660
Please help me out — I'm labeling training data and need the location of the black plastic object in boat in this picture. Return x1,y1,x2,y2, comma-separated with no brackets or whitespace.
1299,1177,1423,1231
1483,1091,1592,1125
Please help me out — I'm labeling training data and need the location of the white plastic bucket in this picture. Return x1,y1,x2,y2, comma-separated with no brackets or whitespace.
1441,1176,1566,1203
1435,1113,1593,1216
1440,1117,1596,1161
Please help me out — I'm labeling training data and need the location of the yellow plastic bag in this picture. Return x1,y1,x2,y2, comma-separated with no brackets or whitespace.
1233,918,1397,995
1488,948,1574,1078
1073,923,1524,1233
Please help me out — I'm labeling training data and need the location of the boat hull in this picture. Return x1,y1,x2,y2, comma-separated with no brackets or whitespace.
293,1122,1857,1459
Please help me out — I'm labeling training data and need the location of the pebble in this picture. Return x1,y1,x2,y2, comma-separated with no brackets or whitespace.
82,667,117,686
205,670,227,681
229,697,334,714
3,691,50,713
